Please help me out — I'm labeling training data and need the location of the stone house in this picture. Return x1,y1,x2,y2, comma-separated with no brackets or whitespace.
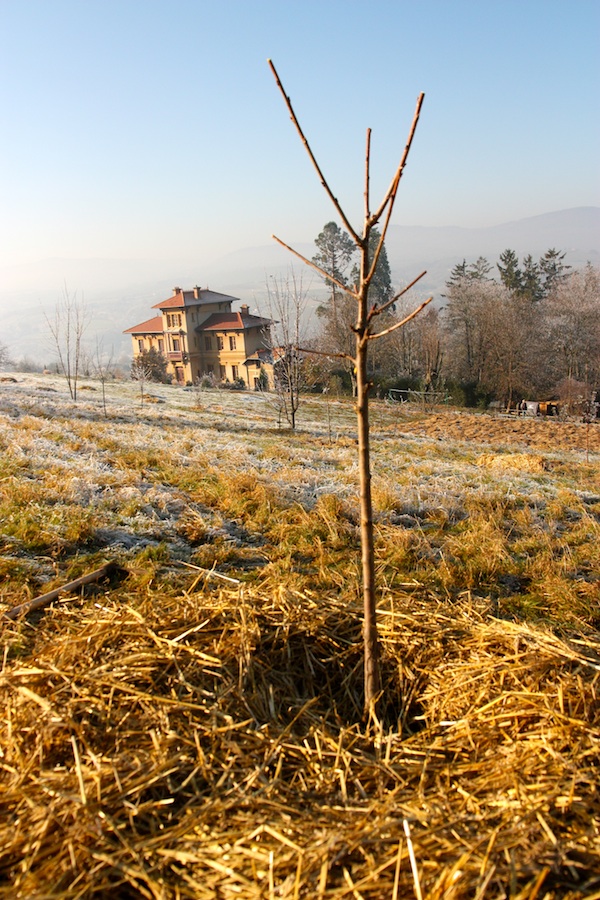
124,286,273,387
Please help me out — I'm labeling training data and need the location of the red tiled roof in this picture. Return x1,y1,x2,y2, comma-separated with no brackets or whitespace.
200,312,244,331
199,312,271,332
152,288,240,310
123,315,164,335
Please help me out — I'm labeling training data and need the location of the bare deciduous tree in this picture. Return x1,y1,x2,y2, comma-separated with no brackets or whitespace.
444,278,496,389
0,340,12,370
131,355,154,408
264,270,311,430
92,338,115,417
414,307,444,393
269,60,430,714
545,264,600,389
45,287,90,401
317,288,359,395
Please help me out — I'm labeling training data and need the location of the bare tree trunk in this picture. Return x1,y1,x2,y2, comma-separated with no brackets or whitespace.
355,324,380,706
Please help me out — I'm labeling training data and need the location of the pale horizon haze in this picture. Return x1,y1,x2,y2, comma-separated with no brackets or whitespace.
2,1,599,261
0,0,599,340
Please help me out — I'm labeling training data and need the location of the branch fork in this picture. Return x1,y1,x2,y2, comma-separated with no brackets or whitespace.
269,59,427,713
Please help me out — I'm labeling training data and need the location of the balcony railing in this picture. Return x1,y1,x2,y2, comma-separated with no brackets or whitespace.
168,351,183,362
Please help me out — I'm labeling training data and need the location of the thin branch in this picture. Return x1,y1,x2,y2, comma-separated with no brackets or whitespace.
368,296,433,340
364,129,371,222
363,95,425,290
297,346,355,364
371,92,425,228
363,93,426,292
366,303,379,326
269,59,361,245
272,235,357,300
369,270,428,320
364,228,385,292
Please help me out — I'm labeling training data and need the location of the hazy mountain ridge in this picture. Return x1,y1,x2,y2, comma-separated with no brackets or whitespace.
1,207,598,361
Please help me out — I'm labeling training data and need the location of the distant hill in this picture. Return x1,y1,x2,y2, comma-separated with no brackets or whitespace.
385,206,600,298
1,207,598,362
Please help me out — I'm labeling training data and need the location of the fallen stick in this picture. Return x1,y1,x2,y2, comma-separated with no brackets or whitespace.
2,560,118,622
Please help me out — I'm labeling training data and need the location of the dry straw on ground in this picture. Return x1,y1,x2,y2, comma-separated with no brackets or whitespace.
1,377,599,897
1,577,599,899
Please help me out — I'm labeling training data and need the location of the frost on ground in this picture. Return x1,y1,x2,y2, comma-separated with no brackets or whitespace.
1,372,599,607
2,374,600,900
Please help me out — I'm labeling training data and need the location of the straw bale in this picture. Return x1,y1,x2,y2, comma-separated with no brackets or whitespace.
476,453,549,473
1,582,599,898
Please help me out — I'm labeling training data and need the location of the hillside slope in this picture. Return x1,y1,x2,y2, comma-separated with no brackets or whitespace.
1,376,599,897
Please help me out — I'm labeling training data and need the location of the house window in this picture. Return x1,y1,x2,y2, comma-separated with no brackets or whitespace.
167,313,182,328
137,339,144,352
229,335,237,351
207,364,214,374
217,335,224,350
205,335,212,351
158,339,164,352
232,365,239,380
173,338,180,351
219,365,226,380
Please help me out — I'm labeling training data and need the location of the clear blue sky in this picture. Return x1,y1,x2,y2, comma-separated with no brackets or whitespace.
1,0,598,269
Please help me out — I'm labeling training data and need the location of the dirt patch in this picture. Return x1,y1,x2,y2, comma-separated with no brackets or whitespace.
390,409,600,454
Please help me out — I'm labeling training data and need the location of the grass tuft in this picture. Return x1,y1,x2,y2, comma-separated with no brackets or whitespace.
1,375,599,897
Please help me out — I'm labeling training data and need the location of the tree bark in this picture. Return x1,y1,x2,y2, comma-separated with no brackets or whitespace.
356,333,381,710
355,224,381,711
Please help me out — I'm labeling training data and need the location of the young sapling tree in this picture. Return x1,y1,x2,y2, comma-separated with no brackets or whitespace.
269,60,432,715
131,355,154,408
92,338,115,417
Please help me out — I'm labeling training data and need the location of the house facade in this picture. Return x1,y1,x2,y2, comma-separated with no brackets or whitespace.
124,286,273,387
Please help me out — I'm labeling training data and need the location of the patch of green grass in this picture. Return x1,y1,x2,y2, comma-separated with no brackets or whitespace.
0,479,99,555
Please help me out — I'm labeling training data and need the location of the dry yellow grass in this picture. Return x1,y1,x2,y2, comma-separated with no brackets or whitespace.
476,453,548,473
1,377,599,897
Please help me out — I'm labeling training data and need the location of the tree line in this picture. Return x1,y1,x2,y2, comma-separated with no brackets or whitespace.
2,234,597,419
301,224,600,410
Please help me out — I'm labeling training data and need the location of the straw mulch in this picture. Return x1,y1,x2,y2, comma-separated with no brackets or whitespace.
1,574,599,899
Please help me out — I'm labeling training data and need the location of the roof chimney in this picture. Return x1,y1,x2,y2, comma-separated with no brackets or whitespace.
240,304,250,316
193,285,202,299
173,286,182,295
